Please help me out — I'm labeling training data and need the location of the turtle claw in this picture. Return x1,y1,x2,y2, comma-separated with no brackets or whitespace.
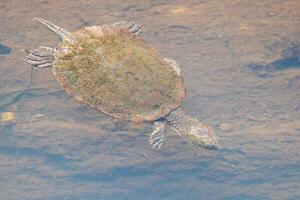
128,23,142,34
149,121,166,150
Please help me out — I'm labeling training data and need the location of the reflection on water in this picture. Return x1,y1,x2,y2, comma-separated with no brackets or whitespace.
0,0,300,199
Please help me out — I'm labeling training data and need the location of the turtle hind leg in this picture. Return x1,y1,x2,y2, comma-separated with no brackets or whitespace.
26,46,54,68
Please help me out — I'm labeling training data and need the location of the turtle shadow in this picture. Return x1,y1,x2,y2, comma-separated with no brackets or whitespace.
247,42,300,78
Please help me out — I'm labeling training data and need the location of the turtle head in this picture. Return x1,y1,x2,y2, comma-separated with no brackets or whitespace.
185,123,221,150
166,108,221,150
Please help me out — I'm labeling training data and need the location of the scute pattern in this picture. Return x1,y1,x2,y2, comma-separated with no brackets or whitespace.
53,26,185,121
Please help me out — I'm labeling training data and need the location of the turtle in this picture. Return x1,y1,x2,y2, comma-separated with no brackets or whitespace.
26,17,221,150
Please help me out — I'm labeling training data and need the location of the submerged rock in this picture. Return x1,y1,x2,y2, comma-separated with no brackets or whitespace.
281,42,300,63
247,41,300,78
0,43,11,55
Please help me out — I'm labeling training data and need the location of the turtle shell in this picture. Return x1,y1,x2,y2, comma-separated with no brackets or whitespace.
52,25,186,122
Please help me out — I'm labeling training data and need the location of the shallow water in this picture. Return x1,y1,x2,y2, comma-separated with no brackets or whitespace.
1,0,300,199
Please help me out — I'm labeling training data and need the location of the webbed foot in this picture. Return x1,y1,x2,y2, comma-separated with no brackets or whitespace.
26,46,54,68
149,121,166,150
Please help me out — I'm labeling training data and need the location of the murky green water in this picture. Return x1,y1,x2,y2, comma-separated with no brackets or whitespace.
1,0,300,199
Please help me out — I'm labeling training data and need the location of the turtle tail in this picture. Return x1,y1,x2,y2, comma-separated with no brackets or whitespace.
34,17,70,40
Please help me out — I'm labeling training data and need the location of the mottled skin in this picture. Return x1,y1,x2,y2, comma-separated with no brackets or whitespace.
26,18,221,150
165,109,220,149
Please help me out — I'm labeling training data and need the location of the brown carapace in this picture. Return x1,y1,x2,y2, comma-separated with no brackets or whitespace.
53,26,185,122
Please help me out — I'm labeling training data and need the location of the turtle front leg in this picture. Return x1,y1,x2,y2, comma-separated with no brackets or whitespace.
26,46,54,68
112,21,142,35
149,121,167,150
